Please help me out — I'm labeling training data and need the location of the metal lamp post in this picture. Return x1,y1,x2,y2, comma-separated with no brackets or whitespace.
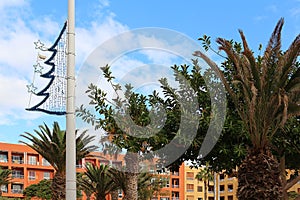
66,0,76,199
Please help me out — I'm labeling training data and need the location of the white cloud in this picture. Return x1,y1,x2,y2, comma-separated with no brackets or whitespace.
0,0,26,10
290,7,300,17
0,74,41,125
266,5,278,13
0,1,129,124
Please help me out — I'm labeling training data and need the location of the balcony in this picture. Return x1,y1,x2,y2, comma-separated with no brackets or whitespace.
1,185,8,193
0,155,8,163
12,159,24,164
0,152,8,163
172,184,179,188
12,174,24,179
11,189,23,194
172,198,179,200
28,160,37,165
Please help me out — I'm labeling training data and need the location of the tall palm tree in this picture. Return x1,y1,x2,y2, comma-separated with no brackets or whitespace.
20,121,97,200
195,163,214,200
0,167,11,196
77,163,117,200
194,18,300,199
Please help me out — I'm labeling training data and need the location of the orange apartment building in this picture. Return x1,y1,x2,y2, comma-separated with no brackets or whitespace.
0,142,299,200
0,142,55,198
0,142,187,199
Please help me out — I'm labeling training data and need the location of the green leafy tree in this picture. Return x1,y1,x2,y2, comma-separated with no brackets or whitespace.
23,179,52,200
20,122,98,200
77,59,246,199
77,65,186,200
0,168,11,197
194,18,300,199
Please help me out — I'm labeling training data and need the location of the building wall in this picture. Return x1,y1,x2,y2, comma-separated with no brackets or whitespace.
0,142,54,198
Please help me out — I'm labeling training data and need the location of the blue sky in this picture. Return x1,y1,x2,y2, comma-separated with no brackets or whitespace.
0,0,299,144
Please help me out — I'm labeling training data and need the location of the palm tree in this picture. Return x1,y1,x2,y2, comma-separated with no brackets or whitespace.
109,166,127,199
20,121,97,200
194,18,300,199
195,163,214,200
0,168,11,196
101,142,122,200
77,163,117,200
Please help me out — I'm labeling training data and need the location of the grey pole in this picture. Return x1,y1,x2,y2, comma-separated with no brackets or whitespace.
66,0,76,199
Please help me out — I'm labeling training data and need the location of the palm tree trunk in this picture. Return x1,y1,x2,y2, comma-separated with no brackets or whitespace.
237,148,283,200
95,193,107,200
123,152,139,200
280,155,288,200
110,189,119,200
51,172,66,200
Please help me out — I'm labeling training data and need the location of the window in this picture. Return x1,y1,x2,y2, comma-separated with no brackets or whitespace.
0,154,8,162
228,196,233,200
186,184,194,192
198,198,203,200
12,170,24,179
1,185,8,193
11,184,23,194
220,185,225,192
208,185,214,192
12,155,23,164
228,184,234,192
42,158,51,166
186,172,194,180
160,198,169,200
29,171,35,180
220,197,225,200
28,156,37,165
208,197,214,200
44,172,50,180
197,186,203,192
186,195,194,200
219,173,225,180
172,179,179,188
118,189,122,198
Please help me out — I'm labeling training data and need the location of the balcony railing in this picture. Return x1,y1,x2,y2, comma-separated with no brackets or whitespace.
172,184,179,188
172,198,179,200
12,159,24,164
11,189,23,194
28,161,37,165
12,174,24,179
0,158,8,163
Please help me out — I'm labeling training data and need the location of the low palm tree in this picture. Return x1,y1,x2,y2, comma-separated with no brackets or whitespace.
194,18,300,199
20,121,97,200
0,168,11,196
77,163,117,200
195,163,214,200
